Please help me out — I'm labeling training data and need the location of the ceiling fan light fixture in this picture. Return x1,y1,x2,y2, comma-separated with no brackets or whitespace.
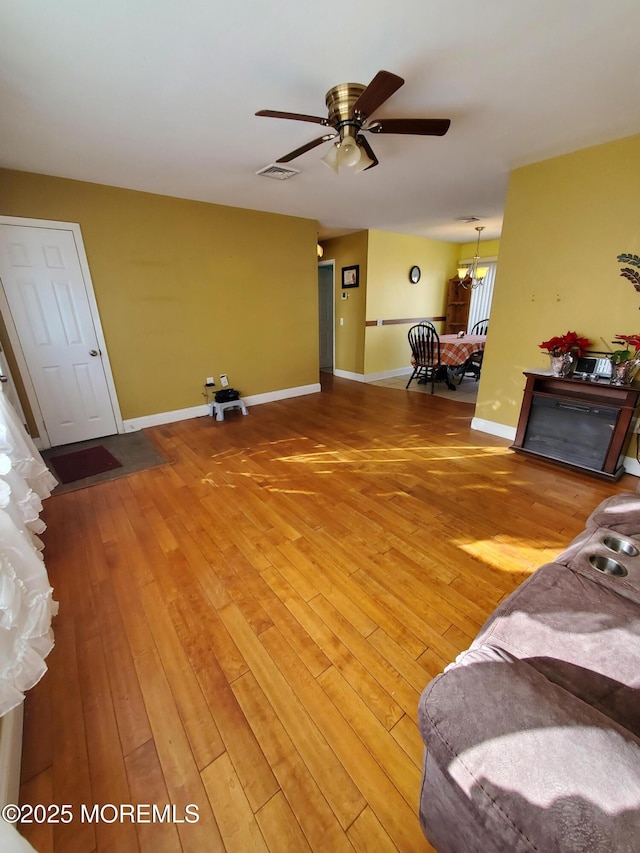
353,144,374,173
321,143,339,172
322,133,371,173
336,137,361,168
257,70,452,175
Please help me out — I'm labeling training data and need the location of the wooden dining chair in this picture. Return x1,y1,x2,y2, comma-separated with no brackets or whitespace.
406,323,446,392
471,318,489,336
456,350,484,384
455,319,489,384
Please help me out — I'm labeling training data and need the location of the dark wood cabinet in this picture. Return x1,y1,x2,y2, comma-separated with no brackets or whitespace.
444,276,471,335
511,371,640,480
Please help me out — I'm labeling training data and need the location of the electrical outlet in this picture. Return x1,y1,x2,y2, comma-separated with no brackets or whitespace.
220,374,229,388
206,376,215,386
633,418,640,434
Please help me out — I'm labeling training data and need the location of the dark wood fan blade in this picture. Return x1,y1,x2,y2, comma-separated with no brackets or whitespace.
256,109,329,126
366,118,451,136
351,70,404,118
357,135,379,171
276,134,336,163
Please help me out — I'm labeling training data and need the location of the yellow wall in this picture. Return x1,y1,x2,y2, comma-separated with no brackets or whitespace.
321,229,482,378
320,231,368,375
365,231,458,375
476,133,640,430
458,238,501,260
8,134,638,447
0,169,319,421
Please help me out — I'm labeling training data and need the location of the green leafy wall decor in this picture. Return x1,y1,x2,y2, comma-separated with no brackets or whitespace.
617,253,640,295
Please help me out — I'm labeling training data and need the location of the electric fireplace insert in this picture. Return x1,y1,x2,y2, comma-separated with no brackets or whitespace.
512,372,640,480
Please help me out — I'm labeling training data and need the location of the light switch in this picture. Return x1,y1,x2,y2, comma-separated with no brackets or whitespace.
340,318,344,326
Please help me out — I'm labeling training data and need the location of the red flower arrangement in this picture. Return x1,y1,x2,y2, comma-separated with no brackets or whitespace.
611,334,640,364
539,331,591,358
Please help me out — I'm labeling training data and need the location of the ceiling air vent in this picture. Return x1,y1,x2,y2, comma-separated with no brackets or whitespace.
256,164,300,180
456,215,481,223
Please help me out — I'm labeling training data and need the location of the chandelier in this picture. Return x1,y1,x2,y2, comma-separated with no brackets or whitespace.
458,226,489,289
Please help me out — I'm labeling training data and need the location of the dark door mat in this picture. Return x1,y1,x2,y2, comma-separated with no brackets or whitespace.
43,430,169,494
48,444,122,483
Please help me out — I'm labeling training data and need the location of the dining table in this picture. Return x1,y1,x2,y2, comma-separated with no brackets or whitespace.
438,333,487,367
411,333,487,390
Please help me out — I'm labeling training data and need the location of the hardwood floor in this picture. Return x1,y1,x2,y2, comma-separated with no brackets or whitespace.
18,374,636,852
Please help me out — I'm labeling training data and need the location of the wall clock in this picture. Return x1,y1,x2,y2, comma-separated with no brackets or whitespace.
409,265,421,283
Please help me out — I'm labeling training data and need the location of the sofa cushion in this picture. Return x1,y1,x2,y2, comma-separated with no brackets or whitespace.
584,491,640,536
470,562,640,736
418,645,640,853
554,524,640,605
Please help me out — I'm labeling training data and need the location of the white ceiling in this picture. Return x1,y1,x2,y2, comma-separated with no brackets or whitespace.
2,1,640,243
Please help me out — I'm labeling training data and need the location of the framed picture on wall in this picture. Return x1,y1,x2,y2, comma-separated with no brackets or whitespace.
342,265,359,288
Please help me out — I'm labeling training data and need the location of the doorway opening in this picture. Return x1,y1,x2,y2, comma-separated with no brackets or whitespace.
318,261,335,374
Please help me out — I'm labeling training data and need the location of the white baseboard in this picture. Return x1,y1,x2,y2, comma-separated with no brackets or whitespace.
364,367,412,382
623,456,640,476
122,383,321,432
0,704,23,808
333,369,365,382
123,404,208,432
243,383,321,407
333,368,414,383
471,417,517,441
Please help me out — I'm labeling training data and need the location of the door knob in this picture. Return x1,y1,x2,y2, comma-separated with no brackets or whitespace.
89,349,99,357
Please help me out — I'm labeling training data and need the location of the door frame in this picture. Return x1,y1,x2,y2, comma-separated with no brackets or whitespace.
318,259,336,372
0,215,124,449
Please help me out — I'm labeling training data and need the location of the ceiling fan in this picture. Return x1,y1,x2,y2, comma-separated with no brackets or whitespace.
256,70,451,173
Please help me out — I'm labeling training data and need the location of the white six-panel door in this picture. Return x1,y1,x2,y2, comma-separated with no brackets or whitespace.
0,222,119,446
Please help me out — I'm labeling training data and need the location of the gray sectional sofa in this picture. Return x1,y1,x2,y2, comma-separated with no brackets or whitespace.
417,490,640,852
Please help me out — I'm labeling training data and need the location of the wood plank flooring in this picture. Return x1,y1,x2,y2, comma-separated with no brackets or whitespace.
18,375,636,852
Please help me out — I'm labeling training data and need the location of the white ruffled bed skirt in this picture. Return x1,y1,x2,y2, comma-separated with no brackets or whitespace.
0,391,58,718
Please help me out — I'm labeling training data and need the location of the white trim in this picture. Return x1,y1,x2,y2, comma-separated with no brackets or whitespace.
123,404,209,432
123,383,321,431
623,456,640,477
334,369,365,382
471,416,517,441
364,367,412,383
0,216,124,449
0,704,23,807
243,383,320,407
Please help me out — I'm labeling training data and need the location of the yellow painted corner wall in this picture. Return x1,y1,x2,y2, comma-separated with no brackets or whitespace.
364,230,459,376
0,169,319,421
476,132,640,430
458,238,501,260
320,231,368,375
